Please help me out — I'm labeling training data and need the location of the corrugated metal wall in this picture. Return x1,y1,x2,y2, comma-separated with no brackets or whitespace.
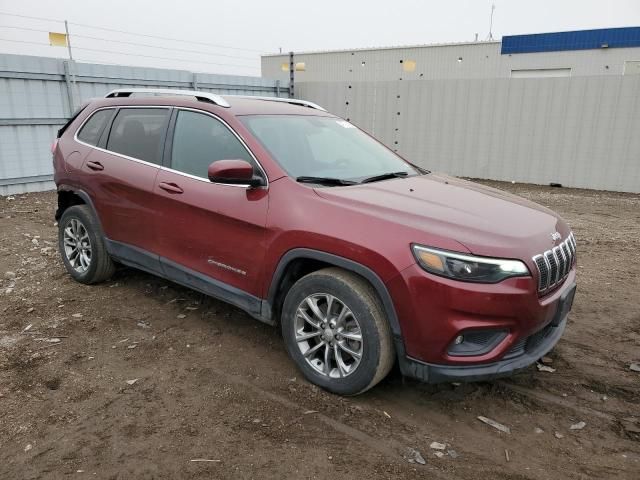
0,53,284,196
262,42,640,82
297,75,640,192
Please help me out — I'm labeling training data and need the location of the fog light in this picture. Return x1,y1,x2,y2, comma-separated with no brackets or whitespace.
447,329,508,356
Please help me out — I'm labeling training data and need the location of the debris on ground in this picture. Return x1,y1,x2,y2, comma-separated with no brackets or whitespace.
505,449,510,462
536,363,556,373
570,421,586,430
303,410,318,415
540,356,553,365
24,444,32,452
629,363,640,372
429,441,446,450
477,416,511,434
554,432,564,439
383,411,391,419
433,451,445,458
620,417,640,439
447,449,459,459
534,427,544,434
190,459,220,463
125,379,139,385
405,447,426,465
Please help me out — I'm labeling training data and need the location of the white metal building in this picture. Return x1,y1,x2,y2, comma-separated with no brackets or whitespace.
262,28,640,193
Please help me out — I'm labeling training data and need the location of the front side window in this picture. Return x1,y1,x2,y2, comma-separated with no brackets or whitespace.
106,108,170,164
170,110,255,178
76,109,114,146
240,115,417,181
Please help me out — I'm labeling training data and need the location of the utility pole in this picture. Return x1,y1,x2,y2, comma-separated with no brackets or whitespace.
64,20,74,60
289,51,294,98
64,20,78,111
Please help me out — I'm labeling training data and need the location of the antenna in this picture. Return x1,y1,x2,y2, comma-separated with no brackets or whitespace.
486,3,496,41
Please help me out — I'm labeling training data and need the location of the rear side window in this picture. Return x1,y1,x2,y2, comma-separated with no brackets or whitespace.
76,109,113,145
170,110,254,178
106,108,170,164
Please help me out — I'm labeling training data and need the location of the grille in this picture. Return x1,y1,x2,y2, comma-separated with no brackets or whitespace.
532,233,576,293
503,322,556,359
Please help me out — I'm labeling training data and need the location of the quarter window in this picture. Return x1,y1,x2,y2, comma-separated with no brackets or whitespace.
170,110,254,178
106,108,170,164
76,109,114,146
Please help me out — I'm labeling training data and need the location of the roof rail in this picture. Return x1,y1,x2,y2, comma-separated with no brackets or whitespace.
229,95,327,111
104,88,230,108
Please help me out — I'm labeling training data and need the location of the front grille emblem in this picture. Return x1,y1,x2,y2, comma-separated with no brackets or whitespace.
550,231,562,242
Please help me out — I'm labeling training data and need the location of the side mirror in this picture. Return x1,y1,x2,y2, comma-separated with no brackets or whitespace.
207,159,265,187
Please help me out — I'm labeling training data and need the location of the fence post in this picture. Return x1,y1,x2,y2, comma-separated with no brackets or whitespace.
289,51,294,98
62,60,75,115
192,72,198,90
275,80,280,98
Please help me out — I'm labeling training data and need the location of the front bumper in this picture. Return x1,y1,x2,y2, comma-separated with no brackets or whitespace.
397,283,573,382
387,261,576,383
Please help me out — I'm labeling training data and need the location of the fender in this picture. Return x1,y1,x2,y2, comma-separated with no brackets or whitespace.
56,185,102,230
265,248,405,344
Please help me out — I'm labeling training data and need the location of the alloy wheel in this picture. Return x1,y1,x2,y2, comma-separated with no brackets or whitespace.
294,293,363,378
63,218,92,273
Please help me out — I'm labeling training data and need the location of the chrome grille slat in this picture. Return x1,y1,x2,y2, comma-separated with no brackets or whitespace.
533,234,576,294
546,250,559,285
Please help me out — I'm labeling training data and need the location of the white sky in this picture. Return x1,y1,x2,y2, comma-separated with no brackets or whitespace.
0,0,639,77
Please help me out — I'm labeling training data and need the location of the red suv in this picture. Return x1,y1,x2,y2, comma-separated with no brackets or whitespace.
53,88,576,395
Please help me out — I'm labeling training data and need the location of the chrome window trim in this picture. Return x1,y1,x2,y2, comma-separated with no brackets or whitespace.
169,107,268,188
73,105,170,169
73,105,268,189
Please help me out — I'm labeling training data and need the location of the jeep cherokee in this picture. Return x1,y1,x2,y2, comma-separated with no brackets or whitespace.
52,88,576,395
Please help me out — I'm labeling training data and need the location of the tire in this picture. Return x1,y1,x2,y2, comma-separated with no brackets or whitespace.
58,205,115,284
281,267,394,395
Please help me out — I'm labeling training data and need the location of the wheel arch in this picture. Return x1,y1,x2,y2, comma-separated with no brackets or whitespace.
264,249,404,343
56,186,104,233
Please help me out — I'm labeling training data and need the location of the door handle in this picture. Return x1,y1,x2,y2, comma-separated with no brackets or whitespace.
158,182,184,194
86,161,104,171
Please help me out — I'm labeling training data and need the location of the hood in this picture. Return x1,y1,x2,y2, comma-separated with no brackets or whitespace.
314,173,570,260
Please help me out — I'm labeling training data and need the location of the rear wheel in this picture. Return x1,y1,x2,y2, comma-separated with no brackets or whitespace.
281,268,394,395
58,205,115,284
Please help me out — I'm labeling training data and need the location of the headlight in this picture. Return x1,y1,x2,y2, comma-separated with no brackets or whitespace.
412,245,530,283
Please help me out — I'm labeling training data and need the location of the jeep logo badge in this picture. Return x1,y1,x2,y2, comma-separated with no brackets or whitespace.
550,231,562,241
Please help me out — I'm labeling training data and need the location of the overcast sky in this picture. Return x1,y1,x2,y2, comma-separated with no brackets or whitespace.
1,0,639,76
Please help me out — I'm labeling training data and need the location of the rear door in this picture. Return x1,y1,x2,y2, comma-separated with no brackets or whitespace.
153,108,269,300
79,107,171,267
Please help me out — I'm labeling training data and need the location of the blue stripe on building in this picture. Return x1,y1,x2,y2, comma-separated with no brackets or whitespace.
501,27,640,54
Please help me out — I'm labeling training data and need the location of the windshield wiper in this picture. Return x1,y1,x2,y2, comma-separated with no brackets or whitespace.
360,171,409,184
296,176,357,186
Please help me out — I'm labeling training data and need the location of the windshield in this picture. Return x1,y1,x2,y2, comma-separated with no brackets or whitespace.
240,115,418,182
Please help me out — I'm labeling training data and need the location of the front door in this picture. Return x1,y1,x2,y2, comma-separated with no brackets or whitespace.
153,109,269,301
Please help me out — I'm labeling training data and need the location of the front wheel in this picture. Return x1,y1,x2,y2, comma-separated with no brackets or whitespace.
281,268,394,395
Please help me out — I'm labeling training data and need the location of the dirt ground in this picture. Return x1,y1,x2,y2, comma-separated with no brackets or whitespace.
0,181,638,480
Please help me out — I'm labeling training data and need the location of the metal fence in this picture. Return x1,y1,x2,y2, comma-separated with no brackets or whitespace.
0,53,284,195
296,75,640,193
